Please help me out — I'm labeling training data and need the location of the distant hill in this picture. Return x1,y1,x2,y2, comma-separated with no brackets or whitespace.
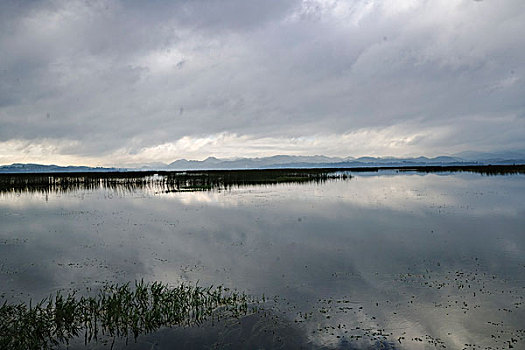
167,155,345,170
0,163,117,173
163,154,525,170
2,152,525,173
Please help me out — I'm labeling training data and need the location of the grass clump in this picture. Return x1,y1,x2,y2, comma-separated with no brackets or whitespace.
0,281,253,350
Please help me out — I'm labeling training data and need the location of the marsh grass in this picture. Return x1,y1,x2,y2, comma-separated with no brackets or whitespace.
0,169,349,195
0,281,254,350
1,165,523,195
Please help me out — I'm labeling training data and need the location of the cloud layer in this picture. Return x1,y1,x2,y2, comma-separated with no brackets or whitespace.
1,0,524,165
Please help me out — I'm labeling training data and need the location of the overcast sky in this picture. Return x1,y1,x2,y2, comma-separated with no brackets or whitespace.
1,0,524,166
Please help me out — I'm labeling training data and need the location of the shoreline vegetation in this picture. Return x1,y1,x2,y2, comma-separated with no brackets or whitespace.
0,169,347,194
0,165,523,194
0,281,256,350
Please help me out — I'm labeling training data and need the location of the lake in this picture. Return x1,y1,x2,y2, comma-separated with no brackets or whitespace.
1,170,524,349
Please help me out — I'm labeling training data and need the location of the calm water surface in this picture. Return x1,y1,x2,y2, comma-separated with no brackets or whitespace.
1,172,524,349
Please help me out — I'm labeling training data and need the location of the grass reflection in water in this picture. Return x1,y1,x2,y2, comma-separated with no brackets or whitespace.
0,281,254,350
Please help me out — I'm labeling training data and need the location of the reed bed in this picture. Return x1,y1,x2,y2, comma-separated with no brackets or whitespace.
0,281,254,350
0,169,349,195
1,164,523,195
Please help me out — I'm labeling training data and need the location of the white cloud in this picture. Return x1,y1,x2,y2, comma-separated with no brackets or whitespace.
0,123,453,166
0,139,101,165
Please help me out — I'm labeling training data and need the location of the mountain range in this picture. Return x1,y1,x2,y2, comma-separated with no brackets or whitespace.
3,151,524,173
0,163,118,173
160,152,525,170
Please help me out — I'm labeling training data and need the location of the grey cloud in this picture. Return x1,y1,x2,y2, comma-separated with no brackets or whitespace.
128,0,302,32
0,0,524,163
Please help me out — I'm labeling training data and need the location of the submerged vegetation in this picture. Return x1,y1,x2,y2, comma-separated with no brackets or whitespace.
0,281,254,350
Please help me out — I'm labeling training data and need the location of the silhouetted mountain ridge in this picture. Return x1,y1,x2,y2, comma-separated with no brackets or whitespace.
0,163,117,173
2,152,524,173
163,153,525,170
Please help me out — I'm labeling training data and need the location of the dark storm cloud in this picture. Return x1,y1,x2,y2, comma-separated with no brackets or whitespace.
0,0,524,165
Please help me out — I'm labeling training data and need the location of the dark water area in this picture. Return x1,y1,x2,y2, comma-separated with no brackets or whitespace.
1,170,524,349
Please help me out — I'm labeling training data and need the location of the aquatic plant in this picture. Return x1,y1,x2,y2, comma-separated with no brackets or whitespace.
0,281,253,350
1,164,523,195
0,169,351,195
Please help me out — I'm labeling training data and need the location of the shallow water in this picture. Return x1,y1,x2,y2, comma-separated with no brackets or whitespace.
1,171,524,349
